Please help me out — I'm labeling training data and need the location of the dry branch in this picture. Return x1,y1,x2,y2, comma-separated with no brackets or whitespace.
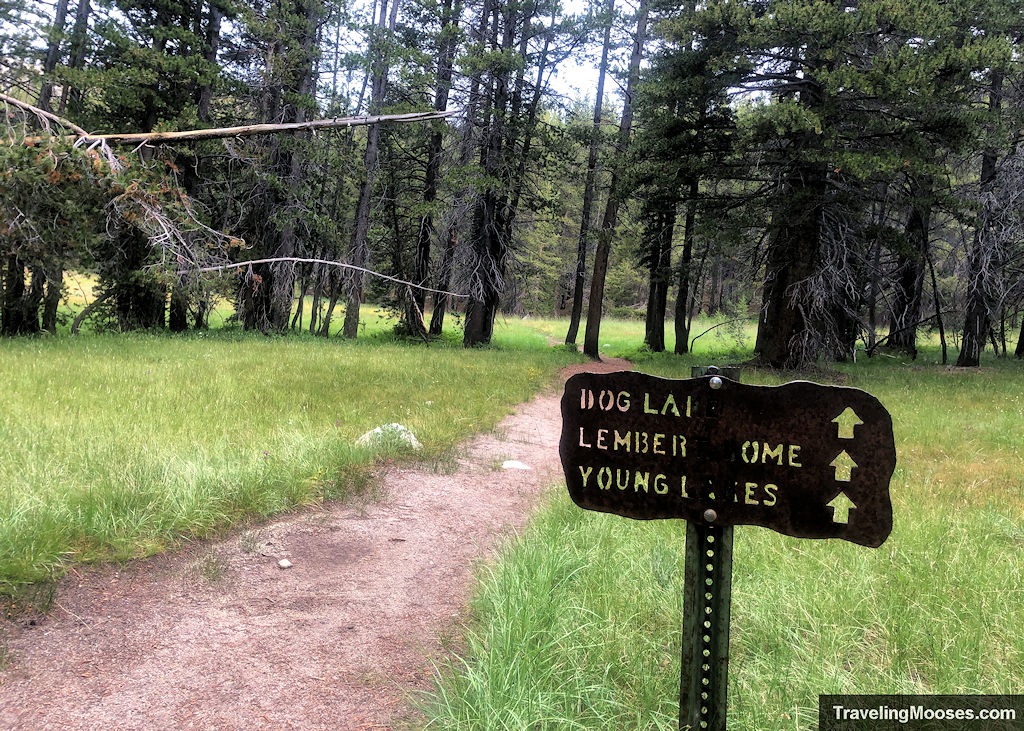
16,110,456,146
185,257,468,298
1,91,89,136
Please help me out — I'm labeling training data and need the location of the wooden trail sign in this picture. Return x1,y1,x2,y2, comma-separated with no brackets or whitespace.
559,370,897,547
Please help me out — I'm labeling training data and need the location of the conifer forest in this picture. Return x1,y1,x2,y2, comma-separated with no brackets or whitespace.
1,0,1022,367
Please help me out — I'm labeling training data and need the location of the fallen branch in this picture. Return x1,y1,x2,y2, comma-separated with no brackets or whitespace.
184,257,469,299
0,91,89,137
687,318,746,352
71,291,111,335
17,110,456,146
864,309,959,357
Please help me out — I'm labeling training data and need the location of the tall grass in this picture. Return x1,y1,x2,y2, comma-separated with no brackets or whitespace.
424,330,1024,729
0,315,581,597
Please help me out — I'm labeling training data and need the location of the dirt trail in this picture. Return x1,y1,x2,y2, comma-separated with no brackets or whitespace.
0,357,630,731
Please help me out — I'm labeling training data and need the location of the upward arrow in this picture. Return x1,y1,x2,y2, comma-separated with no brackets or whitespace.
830,450,857,482
832,407,864,439
827,492,856,524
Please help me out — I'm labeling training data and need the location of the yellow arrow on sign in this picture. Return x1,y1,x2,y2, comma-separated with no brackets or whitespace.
832,407,864,439
827,492,856,524
830,450,857,482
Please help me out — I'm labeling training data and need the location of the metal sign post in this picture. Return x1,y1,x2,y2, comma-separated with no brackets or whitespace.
679,366,737,731
680,518,732,731
558,365,897,731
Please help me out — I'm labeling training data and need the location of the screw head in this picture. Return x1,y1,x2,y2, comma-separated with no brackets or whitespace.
709,376,723,389
703,509,717,522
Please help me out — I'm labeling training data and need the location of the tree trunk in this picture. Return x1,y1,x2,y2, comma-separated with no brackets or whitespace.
463,0,515,347
643,205,675,352
2,256,39,335
309,266,323,334
42,263,62,334
38,0,70,112
428,227,457,335
169,279,189,332
926,245,947,365
413,0,461,314
956,71,1004,367
290,265,308,330
320,285,341,336
196,4,223,123
752,167,826,368
501,5,550,242
887,186,930,358
865,183,888,351
58,0,91,116
344,0,399,339
430,0,489,337
566,0,613,346
194,295,209,329
583,0,648,358
240,0,319,333
674,183,698,354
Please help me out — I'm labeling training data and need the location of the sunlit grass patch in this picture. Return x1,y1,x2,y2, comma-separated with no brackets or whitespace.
519,314,757,360
0,317,582,597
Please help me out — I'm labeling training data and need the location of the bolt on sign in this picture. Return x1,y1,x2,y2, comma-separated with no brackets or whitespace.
559,371,897,547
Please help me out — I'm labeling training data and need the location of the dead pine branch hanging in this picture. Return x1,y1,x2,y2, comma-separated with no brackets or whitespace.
183,257,468,301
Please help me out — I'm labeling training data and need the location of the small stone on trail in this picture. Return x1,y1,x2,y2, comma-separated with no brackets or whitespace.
278,559,293,569
502,460,531,470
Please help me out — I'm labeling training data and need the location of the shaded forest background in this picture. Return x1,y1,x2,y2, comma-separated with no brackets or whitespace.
0,0,1022,366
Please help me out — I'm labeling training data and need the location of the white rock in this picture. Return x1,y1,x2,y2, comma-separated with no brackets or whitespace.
355,423,423,450
278,559,293,569
502,460,531,470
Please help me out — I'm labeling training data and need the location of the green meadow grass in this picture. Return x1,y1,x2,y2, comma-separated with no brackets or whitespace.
520,314,758,361
423,331,1024,729
0,312,581,599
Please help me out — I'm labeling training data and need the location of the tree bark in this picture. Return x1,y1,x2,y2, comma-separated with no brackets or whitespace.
196,3,223,123
887,184,930,358
566,0,613,346
59,0,91,116
344,0,400,339
41,263,62,334
752,166,826,368
674,182,698,354
413,0,461,315
583,0,648,358
38,0,70,112
428,227,457,335
926,244,947,365
463,0,516,347
2,256,41,335
643,205,675,352
956,71,1004,367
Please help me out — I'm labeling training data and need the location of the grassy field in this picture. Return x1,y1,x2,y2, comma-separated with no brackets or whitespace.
0,311,583,601
6,299,1021,729
422,340,1024,729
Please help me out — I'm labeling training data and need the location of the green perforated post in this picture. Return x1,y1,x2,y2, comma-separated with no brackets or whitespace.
679,366,738,731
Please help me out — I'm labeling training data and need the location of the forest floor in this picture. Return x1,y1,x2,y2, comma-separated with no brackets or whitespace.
0,356,630,731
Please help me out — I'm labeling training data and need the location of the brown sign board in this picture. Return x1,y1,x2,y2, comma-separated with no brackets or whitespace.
559,371,896,547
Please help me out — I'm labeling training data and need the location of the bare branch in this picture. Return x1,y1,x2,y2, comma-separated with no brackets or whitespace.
184,257,469,298
0,91,90,137
18,110,457,146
